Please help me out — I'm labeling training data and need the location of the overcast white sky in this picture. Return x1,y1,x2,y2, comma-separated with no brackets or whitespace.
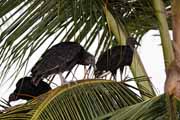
138,30,169,94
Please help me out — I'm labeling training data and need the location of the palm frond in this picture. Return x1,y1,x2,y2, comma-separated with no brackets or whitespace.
96,95,180,120
0,0,171,83
0,0,110,82
0,79,147,120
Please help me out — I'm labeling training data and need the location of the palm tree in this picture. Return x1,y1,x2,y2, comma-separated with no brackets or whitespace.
0,0,179,119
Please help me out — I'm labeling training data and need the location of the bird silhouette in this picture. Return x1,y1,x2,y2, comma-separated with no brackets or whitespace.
9,77,51,102
95,37,140,79
31,42,95,86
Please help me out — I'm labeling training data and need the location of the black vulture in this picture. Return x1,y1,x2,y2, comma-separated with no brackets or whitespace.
95,37,140,79
31,42,95,86
9,77,51,102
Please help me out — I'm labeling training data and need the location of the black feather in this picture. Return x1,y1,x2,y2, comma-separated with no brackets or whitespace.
9,77,51,102
31,42,95,86
95,37,139,79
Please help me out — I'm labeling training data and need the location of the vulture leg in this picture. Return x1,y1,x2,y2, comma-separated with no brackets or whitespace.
113,74,117,81
71,65,79,80
90,65,95,78
112,71,117,81
110,74,113,80
88,65,94,79
58,72,65,85
89,66,94,78
48,75,56,84
71,71,78,81
84,65,92,79
120,66,124,81
83,66,87,79
118,70,122,81
65,66,78,81
87,66,91,79
64,71,77,82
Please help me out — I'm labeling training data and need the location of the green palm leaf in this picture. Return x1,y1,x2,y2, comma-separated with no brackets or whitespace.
0,0,171,82
0,0,175,119
96,95,180,120
0,79,152,120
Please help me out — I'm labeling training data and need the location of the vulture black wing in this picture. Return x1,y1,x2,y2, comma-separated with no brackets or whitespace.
36,80,51,95
95,45,134,77
9,77,51,102
31,42,82,85
96,49,111,71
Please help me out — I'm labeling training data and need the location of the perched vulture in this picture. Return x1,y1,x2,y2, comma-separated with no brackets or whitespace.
31,42,95,86
95,37,140,79
9,77,51,102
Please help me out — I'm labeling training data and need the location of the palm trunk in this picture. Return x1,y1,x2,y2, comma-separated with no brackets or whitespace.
160,0,180,119
103,6,156,100
164,0,180,101
152,0,174,68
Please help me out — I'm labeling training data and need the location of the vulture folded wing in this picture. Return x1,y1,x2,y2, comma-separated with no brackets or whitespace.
31,42,82,85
